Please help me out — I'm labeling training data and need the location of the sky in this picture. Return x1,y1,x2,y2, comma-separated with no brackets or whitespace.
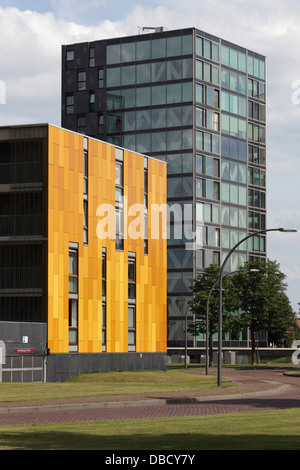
0,0,299,312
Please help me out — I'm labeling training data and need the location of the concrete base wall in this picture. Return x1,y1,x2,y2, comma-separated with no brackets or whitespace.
46,352,168,382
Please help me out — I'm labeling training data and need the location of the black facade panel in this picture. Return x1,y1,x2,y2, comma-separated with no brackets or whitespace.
46,352,167,382
0,128,48,323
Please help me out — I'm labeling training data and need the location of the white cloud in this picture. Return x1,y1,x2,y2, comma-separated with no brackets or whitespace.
0,6,122,125
283,264,300,282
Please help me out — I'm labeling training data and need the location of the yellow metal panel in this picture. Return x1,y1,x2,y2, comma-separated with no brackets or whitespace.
47,126,167,354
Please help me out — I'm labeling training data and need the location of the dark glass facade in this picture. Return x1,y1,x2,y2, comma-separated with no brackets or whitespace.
61,27,267,347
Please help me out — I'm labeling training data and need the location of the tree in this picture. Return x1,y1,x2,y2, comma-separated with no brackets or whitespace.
267,291,297,347
188,264,240,366
233,259,295,363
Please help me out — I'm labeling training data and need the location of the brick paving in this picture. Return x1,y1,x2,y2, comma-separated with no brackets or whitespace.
0,368,299,425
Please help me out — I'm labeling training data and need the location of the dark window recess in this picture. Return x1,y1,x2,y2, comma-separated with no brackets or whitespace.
0,243,46,322
0,192,44,237
0,139,45,185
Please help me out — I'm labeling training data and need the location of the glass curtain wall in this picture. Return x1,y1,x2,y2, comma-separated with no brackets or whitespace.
61,28,266,348
105,30,266,347
106,32,195,346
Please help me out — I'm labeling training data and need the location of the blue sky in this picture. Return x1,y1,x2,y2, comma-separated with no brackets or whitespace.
0,0,299,313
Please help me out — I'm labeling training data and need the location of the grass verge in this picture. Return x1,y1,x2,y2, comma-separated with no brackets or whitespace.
0,409,300,450
0,367,232,404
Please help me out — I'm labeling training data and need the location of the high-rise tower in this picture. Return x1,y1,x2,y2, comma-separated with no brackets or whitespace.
62,27,267,348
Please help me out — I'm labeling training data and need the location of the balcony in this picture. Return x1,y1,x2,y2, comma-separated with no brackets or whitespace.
0,214,43,237
0,266,43,291
0,161,43,186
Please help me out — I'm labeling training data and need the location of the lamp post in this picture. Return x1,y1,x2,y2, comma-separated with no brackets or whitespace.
205,278,219,376
217,228,297,387
205,268,259,375
184,302,191,369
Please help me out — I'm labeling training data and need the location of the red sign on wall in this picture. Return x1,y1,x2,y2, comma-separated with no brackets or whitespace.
14,349,34,354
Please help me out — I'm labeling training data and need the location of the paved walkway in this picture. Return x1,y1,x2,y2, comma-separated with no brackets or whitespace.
0,368,299,425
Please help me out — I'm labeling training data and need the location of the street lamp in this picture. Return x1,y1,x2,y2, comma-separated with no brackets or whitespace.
205,269,259,375
217,228,297,386
184,302,190,369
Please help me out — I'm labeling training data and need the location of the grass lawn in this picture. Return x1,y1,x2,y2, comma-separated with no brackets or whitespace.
0,367,233,404
0,365,299,450
285,371,300,377
0,409,300,450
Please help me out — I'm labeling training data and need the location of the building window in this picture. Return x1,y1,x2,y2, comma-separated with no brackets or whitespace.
248,100,266,123
204,226,220,247
102,250,106,298
204,250,220,267
77,115,86,134
197,178,220,201
69,299,78,352
196,36,220,62
128,255,136,352
99,114,104,132
144,158,148,254
248,78,265,101
83,200,88,244
196,83,219,108
128,305,136,352
196,131,220,155
69,249,78,294
248,145,266,165
248,167,266,188
66,50,74,61
99,68,104,88
83,138,88,244
248,123,265,144
248,234,266,253
248,189,266,209
248,211,266,231
128,258,136,299
221,69,246,95
83,149,88,196
205,156,219,177
102,303,106,352
66,94,74,115
90,47,95,67
196,59,219,85
196,108,219,131
89,92,95,112
102,249,107,352
115,149,124,250
78,70,86,91
69,246,78,352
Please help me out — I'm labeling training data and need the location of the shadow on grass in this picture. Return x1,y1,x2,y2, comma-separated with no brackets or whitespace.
0,430,300,450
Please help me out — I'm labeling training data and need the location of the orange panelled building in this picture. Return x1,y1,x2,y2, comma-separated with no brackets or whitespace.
48,124,167,354
0,124,167,382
